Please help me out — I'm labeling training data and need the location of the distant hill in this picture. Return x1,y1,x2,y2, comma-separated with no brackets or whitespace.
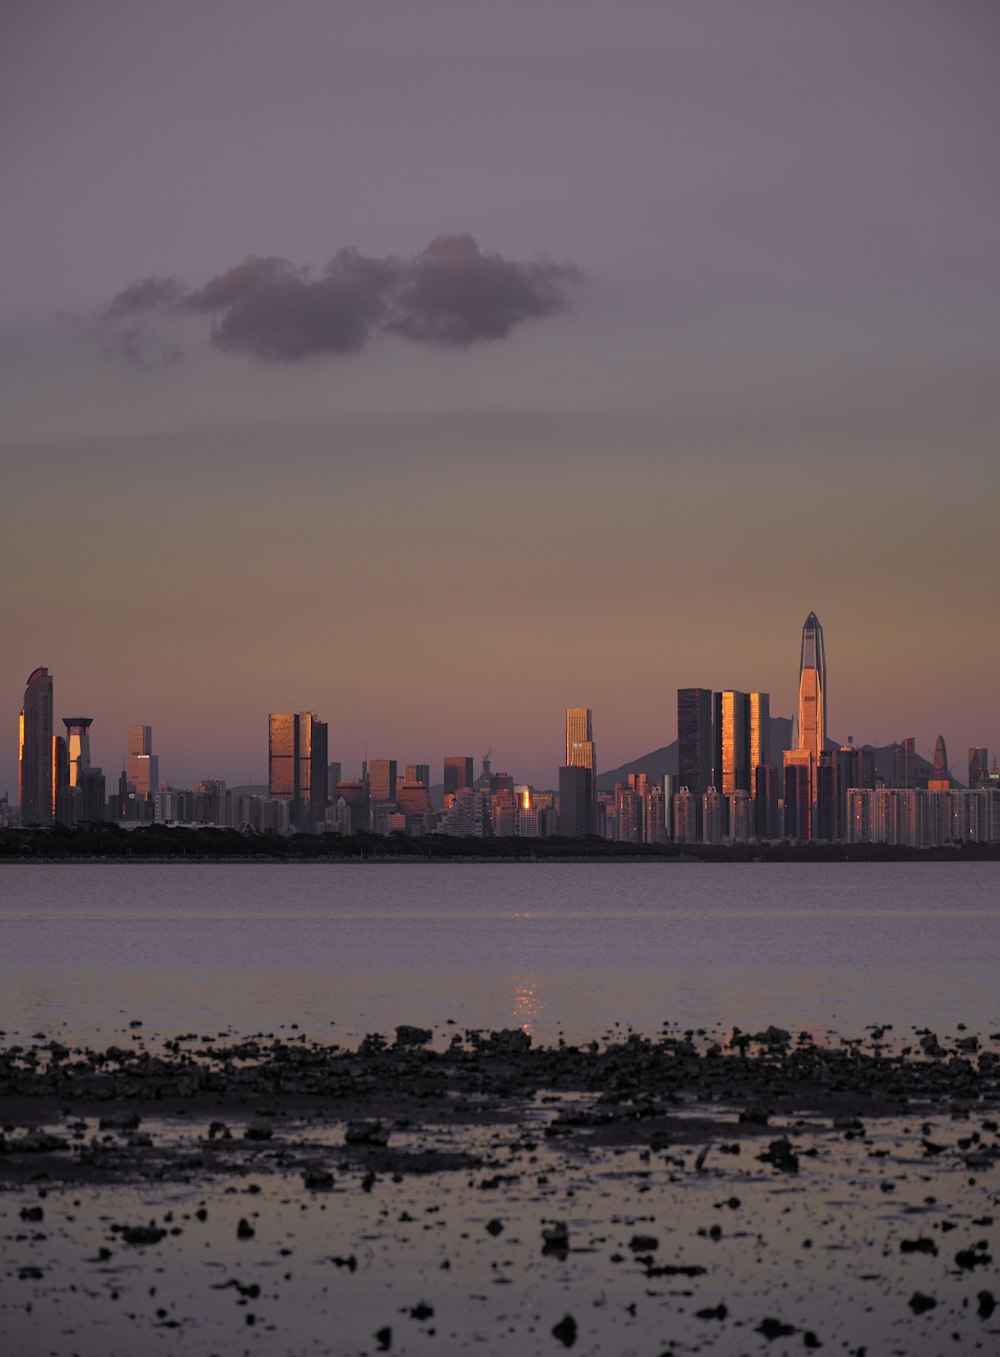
596,721,950,791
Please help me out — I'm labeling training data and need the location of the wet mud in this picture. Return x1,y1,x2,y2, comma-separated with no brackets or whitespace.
2,1026,999,1355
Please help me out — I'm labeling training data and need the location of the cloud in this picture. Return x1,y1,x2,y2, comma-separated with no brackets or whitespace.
93,237,581,364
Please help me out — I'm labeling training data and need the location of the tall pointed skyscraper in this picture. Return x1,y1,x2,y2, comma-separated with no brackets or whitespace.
796,612,827,760
19,667,54,826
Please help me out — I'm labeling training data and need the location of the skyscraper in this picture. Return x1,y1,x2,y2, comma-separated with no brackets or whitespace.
565,707,596,776
969,747,989,788
404,763,430,787
713,690,751,796
677,688,713,795
443,756,474,799
749,691,770,775
558,764,593,837
368,758,398,805
19,667,53,825
64,718,93,787
268,712,328,832
796,613,826,761
127,725,159,800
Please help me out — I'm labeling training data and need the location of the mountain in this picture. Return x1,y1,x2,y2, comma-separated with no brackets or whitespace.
596,720,946,791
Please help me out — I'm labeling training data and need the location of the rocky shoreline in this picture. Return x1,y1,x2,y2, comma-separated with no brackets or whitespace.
3,1028,1000,1355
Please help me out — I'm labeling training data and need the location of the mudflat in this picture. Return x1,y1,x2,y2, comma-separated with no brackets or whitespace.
2,1027,999,1355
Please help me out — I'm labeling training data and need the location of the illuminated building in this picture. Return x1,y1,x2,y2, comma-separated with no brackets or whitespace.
796,613,826,761
565,707,596,775
268,712,329,832
443,756,474,798
127,725,159,800
404,764,430,787
749,692,770,779
714,690,751,797
928,735,952,793
18,667,53,826
368,758,397,805
64,718,93,787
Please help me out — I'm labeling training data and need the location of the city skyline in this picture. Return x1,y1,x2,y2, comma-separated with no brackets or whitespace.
9,607,999,824
3,3,999,797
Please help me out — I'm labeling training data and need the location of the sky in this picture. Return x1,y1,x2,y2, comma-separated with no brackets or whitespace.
3,0,999,793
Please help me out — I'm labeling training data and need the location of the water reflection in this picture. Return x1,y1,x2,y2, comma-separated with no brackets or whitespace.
512,978,542,1035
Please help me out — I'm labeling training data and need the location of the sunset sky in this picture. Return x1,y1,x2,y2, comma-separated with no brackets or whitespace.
3,0,999,793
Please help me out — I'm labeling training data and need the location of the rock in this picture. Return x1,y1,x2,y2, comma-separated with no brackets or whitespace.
394,1025,432,1049
695,1304,728,1320
236,1218,255,1239
409,1302,434,1320
908,1292,937,1315
629,1234,658,1252
121,1225,167,1246
756,1318,796,1339
900,1237,937,1255
244,1124,273,1141
485,1218,504,1236
759,1137,799,1173
346,1120,390,1146
303,1168,334,1190
375,1324,392,1350
552,1313,578,1347
977,1290,995,1319
955,1247,992,1270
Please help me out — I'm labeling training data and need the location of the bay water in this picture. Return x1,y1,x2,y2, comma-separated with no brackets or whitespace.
1,860,996,1050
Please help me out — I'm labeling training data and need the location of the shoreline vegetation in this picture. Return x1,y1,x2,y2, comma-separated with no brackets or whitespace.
2,824,1000,862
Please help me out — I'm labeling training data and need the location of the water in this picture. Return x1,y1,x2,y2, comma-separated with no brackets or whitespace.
1,860,997,1048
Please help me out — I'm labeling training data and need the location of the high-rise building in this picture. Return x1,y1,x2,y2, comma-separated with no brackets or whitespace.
796,612,826,761
368,759,397,805
558,765,593,837
443,756,474,799
969,747,989,788
127,725,159,800
783,749,814,841
404,763,430,786
891,737,915,790
565,707,596,774
749,692,770,778
327,762,342,796
678,689,713,797
714,691,751,797
928,735,952,793
268,712,328,831
19,667,53,826
64,718,93,787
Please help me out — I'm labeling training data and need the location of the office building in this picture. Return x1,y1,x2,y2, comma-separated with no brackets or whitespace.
64,718,93,787
443,756,474,799
19,667,53,825
783,749,814,841
565,707,596,776
749,691,770,778
268,711,329,832
714,690,751,797
678,688,713,798
754,764,780,839
892,737,916,790
969,747,989,788
368,758,397,806
796,612,826,761
327,762,342,796
558,765,593,838
404,763,430,787
127,725,159,800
